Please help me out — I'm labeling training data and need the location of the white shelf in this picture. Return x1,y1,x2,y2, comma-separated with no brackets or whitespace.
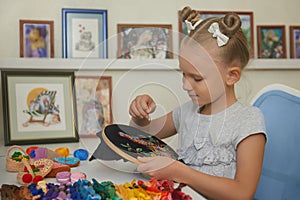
0,58,299,71
0,58,179,71
246,59,300,70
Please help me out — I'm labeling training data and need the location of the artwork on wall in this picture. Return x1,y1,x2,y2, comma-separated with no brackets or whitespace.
75,76,112,137
19,20,54,58
289,26,300,59
1,71,78,146
117,24,173,59
62,8,108,58
178,10,254,58
257,25,286,59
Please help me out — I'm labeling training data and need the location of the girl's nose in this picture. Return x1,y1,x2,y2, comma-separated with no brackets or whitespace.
182,77,192,91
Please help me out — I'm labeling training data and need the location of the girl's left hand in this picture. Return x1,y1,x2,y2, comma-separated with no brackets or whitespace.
137,156,178,180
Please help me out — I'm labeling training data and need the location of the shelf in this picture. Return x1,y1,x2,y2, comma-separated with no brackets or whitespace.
246,59,300,70
0,58,179,71
0,58,299,71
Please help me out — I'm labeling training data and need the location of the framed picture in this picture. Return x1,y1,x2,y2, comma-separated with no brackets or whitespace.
62,8,108,58
178,10,254,58
19,20,54,58
289,26,300,58
75,76,112,137
1,71,78,146
257,25,286,58
117,24,173,59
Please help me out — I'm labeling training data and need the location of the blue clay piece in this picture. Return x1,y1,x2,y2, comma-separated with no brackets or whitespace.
74,149,89,160
53,157,80,165
29,150,35,158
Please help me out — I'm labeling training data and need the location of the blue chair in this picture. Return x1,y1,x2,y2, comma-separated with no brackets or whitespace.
252,84,300,200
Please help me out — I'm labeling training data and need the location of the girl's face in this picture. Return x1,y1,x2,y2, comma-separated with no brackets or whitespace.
179,42,227,107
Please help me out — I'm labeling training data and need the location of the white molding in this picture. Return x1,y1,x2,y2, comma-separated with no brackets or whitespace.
0,58,300,71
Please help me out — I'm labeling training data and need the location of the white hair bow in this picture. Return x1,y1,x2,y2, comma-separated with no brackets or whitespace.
185,19,203,33
208,22,229,47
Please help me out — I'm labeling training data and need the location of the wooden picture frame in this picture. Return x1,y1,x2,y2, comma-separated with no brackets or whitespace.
1,71,78,146
75,76,113,137
289,26,300,58
178,10,254,58
62,8,108,58
117,24,173,59
19,20,54,58
257,25,286,58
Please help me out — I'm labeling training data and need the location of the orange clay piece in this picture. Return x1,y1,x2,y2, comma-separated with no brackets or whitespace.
55,147,69,157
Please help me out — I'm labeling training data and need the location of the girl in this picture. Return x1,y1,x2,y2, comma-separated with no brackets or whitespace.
129,6,267,200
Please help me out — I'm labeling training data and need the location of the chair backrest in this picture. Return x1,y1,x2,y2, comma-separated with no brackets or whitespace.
252,84,300,200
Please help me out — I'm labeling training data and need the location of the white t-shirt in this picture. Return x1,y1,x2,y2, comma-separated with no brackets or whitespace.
172,101,266,178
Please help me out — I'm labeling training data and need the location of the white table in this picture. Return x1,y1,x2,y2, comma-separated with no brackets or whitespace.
0,138,206,199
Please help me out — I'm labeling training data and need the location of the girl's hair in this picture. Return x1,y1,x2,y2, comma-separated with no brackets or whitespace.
180,6,249,69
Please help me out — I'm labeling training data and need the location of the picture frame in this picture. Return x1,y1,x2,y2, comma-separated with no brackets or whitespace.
257,25,286,58
1,71,78,146
289,26,300,58
19,20,54,58
75,76,113,137
117,24,173,59
178,10,254,58
62,8,108,58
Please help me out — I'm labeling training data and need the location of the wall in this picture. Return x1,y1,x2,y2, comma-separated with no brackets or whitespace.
1,0,300,58
0,0,300,144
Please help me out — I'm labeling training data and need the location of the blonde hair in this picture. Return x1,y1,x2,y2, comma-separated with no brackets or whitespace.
180,6,249,69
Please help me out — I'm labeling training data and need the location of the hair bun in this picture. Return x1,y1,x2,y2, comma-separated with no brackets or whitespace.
219,13,242,38
180,6,201,24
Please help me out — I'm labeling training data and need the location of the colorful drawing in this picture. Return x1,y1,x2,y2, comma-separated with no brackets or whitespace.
22,88,60,127
23,24,50,58
118,24,173,59
293,30,300,58
290,26,300,58
257,25,286,58
75,76,112,136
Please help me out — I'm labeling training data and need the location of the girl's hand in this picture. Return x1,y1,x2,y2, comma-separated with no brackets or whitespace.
129,94,156,120
137,156,178,180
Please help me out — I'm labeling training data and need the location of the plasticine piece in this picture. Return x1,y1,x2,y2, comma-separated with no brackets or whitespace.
70,172,86,183
34,147,47,159
55,147,70,157
53,157,80,167
56,171,71,184
74,149,89,160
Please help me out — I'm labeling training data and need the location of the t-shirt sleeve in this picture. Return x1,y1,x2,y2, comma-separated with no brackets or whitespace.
172,105,181,131
233,107,267,149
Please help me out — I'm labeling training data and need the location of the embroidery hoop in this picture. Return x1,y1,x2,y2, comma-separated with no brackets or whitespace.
102,124,178,164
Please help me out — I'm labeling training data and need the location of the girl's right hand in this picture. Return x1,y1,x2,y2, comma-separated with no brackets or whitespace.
129,94,156,120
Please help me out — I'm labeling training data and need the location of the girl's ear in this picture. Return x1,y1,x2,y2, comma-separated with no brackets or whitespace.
226,66,241,85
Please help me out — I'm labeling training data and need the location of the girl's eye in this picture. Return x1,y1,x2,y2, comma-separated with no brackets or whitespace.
194,77,203,82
